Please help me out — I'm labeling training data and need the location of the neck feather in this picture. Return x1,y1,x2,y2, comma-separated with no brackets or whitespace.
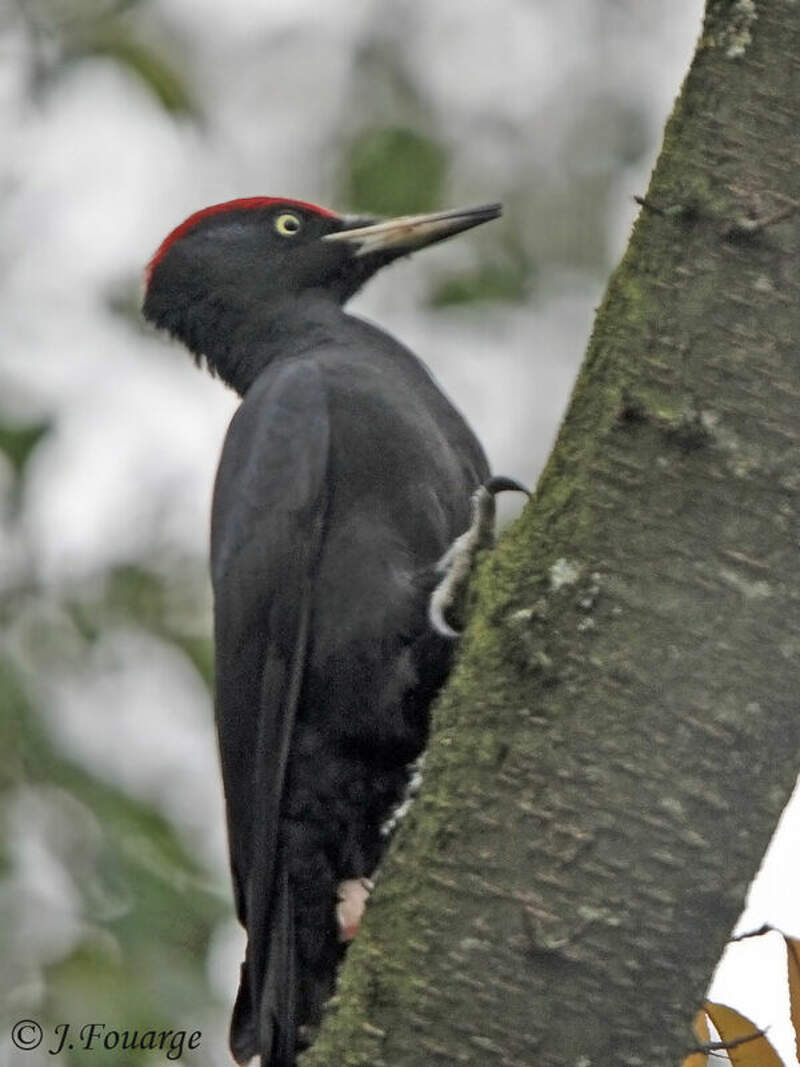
152,288,347,395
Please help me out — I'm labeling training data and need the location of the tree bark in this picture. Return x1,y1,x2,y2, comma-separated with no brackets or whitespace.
302,3,800,1064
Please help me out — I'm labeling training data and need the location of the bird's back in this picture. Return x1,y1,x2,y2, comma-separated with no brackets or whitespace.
318,312,488,550
307,313,488,710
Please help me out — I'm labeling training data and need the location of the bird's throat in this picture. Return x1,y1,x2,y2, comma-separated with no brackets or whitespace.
186,290,348,395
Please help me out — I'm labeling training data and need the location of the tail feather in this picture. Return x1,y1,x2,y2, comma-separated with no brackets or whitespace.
230,866,297,1066
230,960,256,1064
229,577,313,1065
260,868,297,1065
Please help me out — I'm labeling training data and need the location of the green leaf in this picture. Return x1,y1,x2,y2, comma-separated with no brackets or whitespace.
340,127,448,217
0,655,54,791
428,261,533,308
0,420,50,478
72,31,197,116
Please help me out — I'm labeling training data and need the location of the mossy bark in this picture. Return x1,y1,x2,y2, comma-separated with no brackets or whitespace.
302,3,800,1064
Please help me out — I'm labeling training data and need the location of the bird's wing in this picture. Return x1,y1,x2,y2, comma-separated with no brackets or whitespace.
210,358,329,1065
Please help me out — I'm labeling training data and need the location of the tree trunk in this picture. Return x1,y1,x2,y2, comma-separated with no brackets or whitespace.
301,3,800,1064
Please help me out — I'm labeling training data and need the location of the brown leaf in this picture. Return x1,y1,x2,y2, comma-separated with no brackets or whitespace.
703,1001,784,1067
681,1008,710,1067
785,937,800,1064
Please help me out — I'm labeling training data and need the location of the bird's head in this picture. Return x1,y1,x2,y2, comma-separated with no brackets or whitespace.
141,196,501,388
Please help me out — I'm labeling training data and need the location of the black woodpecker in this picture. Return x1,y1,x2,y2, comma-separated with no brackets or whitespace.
142,196,514,1066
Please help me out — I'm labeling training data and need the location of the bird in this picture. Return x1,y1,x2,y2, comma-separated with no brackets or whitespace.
141,195,514,1065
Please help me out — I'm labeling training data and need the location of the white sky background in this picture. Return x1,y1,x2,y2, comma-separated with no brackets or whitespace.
2,0,799,1062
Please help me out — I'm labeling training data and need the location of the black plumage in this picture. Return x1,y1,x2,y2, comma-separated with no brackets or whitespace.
142,197,501,1065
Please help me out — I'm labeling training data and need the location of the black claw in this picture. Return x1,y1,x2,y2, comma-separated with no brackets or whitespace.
485,475,530,496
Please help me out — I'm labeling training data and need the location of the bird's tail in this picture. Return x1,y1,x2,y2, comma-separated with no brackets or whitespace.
230,864,297,1066
229,537,322,1066
230,584,314,1066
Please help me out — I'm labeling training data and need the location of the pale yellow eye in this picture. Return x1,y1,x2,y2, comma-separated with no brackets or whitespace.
275,212,302,237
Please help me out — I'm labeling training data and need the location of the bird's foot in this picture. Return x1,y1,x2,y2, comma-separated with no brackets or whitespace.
429,475,529,637
336,877,374,942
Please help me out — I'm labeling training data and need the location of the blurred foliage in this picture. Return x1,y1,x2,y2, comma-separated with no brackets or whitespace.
13,0,197,116
1,651,225,1066
105,276,151,329
73,564,215,686
429,260,533,308
0,420,50,478
67,29,197,116
0,419,223,1063
339,126,448,217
